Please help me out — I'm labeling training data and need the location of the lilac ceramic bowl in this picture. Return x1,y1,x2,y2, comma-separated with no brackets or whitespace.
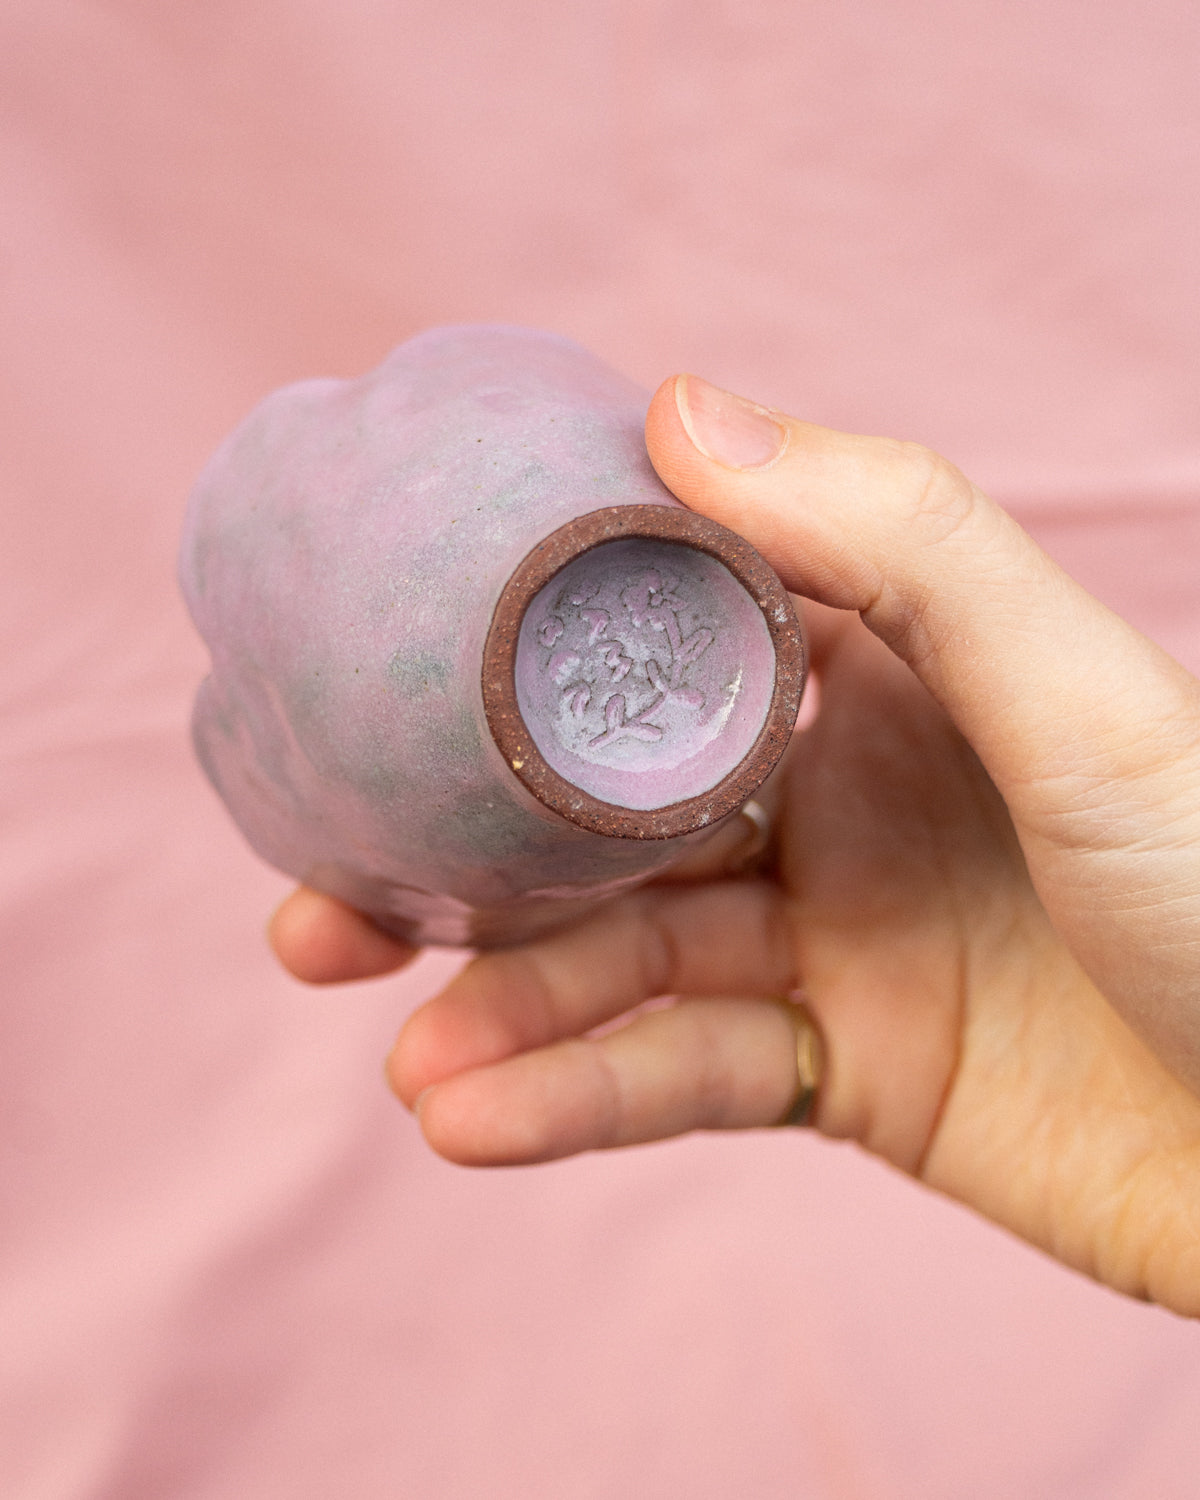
180,326,804,947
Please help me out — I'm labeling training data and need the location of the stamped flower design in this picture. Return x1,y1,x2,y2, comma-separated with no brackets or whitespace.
535,567,716,754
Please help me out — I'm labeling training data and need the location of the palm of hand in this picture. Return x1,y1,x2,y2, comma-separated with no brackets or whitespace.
390,606,1200,1314
776,611,1200,1310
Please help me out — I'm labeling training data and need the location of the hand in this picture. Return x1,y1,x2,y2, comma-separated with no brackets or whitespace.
271,374,1200,1317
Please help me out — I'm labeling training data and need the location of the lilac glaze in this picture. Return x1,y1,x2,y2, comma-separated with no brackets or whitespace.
179,326,796,948
516,539,775,811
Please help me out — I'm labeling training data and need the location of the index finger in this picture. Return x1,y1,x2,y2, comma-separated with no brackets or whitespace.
388,878,793,1106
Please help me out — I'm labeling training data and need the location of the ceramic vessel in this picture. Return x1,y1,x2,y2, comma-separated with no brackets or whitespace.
180,326,805,947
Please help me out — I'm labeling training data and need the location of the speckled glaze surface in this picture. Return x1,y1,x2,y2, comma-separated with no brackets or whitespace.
516,537,774,809
180,326,804,947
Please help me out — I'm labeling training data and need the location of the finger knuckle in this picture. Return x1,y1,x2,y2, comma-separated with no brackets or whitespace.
891,441,979,547
862,441,984,664
634,890,684,998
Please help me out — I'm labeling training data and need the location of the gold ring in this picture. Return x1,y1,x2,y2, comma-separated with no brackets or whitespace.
773,997,823,1128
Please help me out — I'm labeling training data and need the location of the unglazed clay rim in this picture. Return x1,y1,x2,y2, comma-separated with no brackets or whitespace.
482,504,806,840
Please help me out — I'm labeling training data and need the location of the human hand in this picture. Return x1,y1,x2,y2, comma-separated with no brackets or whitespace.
271,375,1200,1316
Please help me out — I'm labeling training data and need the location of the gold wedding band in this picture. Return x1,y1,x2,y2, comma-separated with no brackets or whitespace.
773,997,824,1128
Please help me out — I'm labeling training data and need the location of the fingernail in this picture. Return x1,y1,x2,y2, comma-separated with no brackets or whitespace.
675,374,788,471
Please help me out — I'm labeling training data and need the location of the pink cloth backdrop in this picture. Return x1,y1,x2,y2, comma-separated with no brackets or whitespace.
4,2,1199,1495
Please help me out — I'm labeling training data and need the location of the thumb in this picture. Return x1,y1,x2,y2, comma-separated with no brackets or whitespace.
647,375,1190,790
645,374,1200,1081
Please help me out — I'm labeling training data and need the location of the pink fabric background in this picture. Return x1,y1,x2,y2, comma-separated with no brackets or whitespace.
3,2,1199,1495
